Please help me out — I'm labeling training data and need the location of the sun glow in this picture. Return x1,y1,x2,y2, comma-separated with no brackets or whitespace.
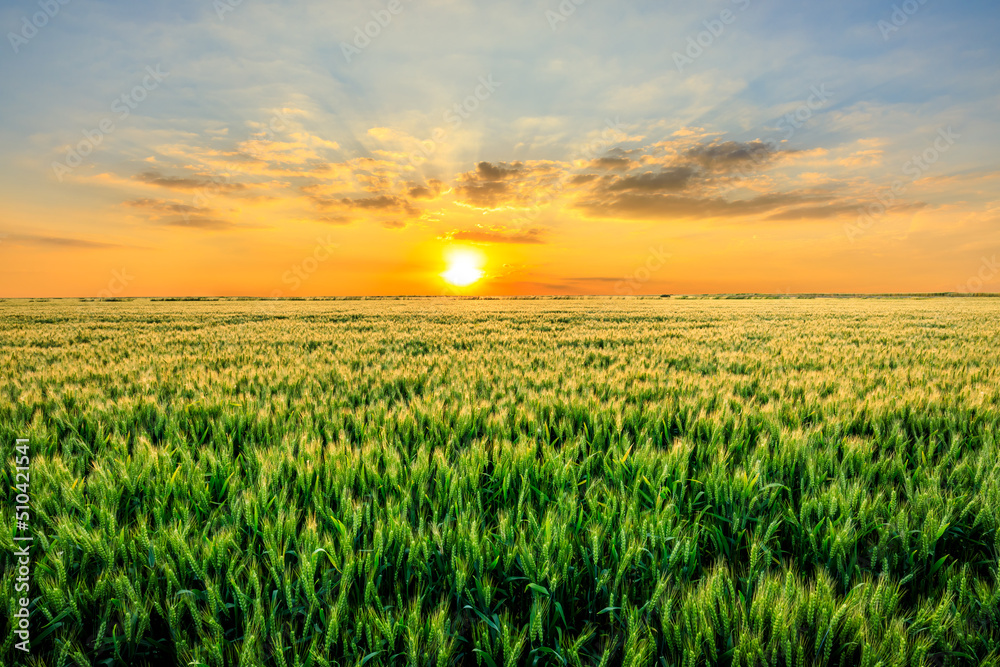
441,248,485,287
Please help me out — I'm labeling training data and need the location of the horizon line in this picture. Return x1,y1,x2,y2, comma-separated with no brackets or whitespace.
4,292,1000,301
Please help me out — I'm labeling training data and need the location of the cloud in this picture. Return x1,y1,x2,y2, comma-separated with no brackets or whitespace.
682,140,781,173
316,215,353,225
124,198,209,215
576,191,834,221
340,195,419,217
446,227,546,244
134,171,247,192
2,234,125,249
454,163,527,208
764,204,860,221
124,198,242,230
555,138,860,223
765,201,928,221
455,161,562,209
474,161,524,180
456,181,512,208
161,217,238,230
604,167,696,193
408,179,445,200
588,157,632,171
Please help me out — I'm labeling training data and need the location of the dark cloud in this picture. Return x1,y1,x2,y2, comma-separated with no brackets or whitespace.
124,198,208,215
565,141,793,201
456,181,511,208
455,162,554,208
340,195,419,216
134,171,247,192
560,139,844,221
3,234,124,249
588,157,632,171
604,167,696,193
683,140,782,173
162,217,237,230
408,179,444,199
473,161,524,180
448,227,545,244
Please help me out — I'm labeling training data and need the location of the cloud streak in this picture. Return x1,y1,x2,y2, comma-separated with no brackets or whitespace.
2,234,128,249
446,227,546,244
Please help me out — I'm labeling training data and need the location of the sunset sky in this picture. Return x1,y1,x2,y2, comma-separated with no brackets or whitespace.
1,0,998,297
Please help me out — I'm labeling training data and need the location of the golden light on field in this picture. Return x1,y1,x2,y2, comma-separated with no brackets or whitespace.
441,248,486,287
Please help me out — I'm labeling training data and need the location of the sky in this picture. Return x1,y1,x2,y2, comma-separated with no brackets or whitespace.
1,0,999,297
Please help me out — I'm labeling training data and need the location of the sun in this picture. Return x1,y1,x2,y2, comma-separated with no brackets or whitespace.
441,248,485,287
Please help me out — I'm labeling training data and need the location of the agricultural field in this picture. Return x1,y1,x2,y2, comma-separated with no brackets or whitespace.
2,297,999,667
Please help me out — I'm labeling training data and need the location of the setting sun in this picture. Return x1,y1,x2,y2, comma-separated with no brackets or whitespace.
441,248,486,287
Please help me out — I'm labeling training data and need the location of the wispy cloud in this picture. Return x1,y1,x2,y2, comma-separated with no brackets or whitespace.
2,234,128,249
446,227,546,244
134,171,247,192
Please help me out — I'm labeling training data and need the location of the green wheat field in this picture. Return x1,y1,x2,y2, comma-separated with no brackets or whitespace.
2,297,999,667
